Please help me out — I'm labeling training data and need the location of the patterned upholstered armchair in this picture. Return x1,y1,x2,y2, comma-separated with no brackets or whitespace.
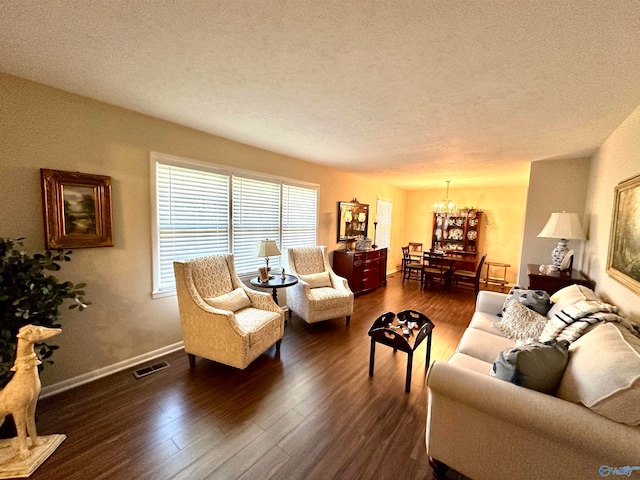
286,246,354,324
173,254,284,370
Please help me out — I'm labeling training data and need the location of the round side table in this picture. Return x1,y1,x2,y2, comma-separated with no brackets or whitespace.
250,274,298,306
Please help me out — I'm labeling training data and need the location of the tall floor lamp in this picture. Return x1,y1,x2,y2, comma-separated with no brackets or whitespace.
372,214,379,249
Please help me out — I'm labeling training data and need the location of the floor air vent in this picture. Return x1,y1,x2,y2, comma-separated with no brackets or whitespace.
133,361,170,379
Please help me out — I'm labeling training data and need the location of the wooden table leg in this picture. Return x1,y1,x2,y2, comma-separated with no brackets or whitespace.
406,351,413,393
369,338,376,376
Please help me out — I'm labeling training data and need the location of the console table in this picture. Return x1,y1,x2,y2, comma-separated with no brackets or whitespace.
527,264,594,295
333,248,387,295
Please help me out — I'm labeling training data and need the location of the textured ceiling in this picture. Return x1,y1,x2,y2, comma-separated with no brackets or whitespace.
2,1,640,189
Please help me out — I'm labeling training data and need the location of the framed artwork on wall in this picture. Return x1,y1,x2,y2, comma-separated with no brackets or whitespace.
41,169,113,249
606,173,640,295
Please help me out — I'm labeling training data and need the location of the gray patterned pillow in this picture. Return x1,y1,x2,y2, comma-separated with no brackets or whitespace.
491,340,570,394
493,301,548,343
501,287,551,316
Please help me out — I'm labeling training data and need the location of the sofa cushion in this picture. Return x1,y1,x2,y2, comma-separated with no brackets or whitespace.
234,308,282,347
308,286,351,311
492,301,548,343
547,284,599,319
456,328,515,364
502,287,551,316
299,271,332,288
491,340,570,394
204,287,251,312
556,322,640,426
469,311,506,336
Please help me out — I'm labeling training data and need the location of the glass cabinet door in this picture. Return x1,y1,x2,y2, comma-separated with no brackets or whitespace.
432,210,481,254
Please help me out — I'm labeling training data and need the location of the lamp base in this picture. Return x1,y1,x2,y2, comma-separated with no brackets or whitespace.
551,239,569,267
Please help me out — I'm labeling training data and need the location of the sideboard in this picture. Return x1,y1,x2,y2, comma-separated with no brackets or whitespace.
527,264,595,295
333,248,387,295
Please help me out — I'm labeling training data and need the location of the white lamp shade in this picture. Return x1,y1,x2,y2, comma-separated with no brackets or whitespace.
255,239,281,257
538,212,585,240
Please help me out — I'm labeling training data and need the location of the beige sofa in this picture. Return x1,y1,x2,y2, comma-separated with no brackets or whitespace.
426,286,640,480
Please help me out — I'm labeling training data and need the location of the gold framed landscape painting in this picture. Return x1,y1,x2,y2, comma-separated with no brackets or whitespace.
607,174,640,295
41,169,113,249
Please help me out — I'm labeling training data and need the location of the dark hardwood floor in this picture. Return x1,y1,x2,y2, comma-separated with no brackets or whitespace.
34,273,476,480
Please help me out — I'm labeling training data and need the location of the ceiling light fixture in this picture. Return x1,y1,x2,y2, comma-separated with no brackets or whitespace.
433,180,458,215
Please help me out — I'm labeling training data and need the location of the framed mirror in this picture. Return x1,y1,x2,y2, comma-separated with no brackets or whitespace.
337,199,369,242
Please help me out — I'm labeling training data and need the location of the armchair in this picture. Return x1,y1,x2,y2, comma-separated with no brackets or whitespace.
286,246,354,325
173,254,284,370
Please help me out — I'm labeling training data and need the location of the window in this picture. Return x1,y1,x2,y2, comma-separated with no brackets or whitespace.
375,197,392,249
232,175,281,275
282,183,318,250
151,152,318,297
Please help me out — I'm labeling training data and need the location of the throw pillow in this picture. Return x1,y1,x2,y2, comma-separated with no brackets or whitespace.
298,271,332,288
492,301,548,343
501,287,551,316
491,340,570,394
549,284,599,305
204,287,251,312
556,322,640,426
547,284,600,319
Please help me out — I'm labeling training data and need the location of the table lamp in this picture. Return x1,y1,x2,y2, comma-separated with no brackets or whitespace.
255,239,281,277
538,212,584,267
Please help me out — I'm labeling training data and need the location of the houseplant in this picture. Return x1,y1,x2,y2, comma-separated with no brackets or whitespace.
0,237,89,388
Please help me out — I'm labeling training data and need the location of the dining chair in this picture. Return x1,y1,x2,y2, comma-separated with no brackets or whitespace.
402,246,424,284
452,254,488,295
421,251,450,290
408,242,423,256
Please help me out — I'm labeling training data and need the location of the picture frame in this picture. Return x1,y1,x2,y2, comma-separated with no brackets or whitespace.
41,169,113,249
606,174,640,295
258,266,270,283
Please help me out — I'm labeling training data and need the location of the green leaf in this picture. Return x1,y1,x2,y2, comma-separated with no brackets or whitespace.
0,237,89,387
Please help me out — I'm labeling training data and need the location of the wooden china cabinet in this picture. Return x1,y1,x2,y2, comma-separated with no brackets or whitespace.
431,210,483,270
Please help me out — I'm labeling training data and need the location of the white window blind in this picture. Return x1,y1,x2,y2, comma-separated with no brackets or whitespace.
375,198,392,249
155,162,230,294
282,184,318,250
151,153,319,296
232,176,281,274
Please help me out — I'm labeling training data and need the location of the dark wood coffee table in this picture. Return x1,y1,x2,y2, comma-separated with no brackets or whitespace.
368,310,435,393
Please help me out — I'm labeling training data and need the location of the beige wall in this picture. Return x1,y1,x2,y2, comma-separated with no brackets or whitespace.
4,69,638,389
583,103,640,322
405,185,528,285
0,73,406,387
518,157,591,286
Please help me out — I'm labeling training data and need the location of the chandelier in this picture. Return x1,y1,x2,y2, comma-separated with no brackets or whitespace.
433,180,458,215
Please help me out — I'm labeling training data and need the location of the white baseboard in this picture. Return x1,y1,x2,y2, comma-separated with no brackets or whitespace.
40,341,185,399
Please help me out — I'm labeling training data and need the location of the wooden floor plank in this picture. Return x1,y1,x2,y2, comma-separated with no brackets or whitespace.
33,272,473,479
